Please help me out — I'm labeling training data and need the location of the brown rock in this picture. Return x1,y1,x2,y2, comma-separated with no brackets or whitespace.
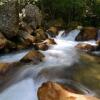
0,38,6,49
35,28,47,42
76,27,97,41
20,50,45,64
75,43,95,51
18,30,36,45
47,27,58,37
34,43,48,51
0,63,13,74
96,40,100,46
19,21,34,34
43,38,56,45
96,40,100,50
38,82,99,100
0,32,7,49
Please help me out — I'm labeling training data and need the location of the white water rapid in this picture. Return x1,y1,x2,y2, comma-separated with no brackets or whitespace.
0,29,97,100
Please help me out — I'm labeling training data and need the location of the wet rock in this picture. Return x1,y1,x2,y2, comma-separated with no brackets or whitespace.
38,82,99,100
34,43,48,51
43,38,56,45
20,50,45,64
0,32,7,49
80,53,100,63
18,30,36,45
96,40,100,51
35,28,47,42
0,1,19,38
75,43,96,52
76,27,97,41
33,38,56,50
47,27,58,37
96,40,100,46
0,63,13,74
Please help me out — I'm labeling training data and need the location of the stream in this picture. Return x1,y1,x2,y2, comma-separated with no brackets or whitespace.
0,29,100,100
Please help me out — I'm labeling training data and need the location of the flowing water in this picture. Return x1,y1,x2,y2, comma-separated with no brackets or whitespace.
0,29,100,100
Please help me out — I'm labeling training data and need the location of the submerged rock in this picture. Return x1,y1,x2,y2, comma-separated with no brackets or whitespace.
0,63,15,74
20,50,45,64
38,82,99,100
76,27,97,41
75,43,96,52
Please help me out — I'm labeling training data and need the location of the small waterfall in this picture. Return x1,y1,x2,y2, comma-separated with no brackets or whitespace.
56,29,80,41
64,29,80,41
56,30,65,39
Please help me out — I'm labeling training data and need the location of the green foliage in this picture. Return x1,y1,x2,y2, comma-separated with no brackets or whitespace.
39,0,100,26
39,0,86,22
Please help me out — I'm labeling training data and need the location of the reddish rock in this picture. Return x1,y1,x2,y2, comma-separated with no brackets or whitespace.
76,27,97,41
38,82,99,100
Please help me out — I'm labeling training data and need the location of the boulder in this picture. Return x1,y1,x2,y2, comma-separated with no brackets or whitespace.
0,1,19,38
43,38,56,45
20,50,45,64
18,30,36,45
0,32,7,49
35,28,47,42
19,21,34,34
75,43,96,51
34,43,48,51
33,38,56,50
38,82,99,100
24,4,42,29
76,27,97,41
47,27,58,37
96,40,100,46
